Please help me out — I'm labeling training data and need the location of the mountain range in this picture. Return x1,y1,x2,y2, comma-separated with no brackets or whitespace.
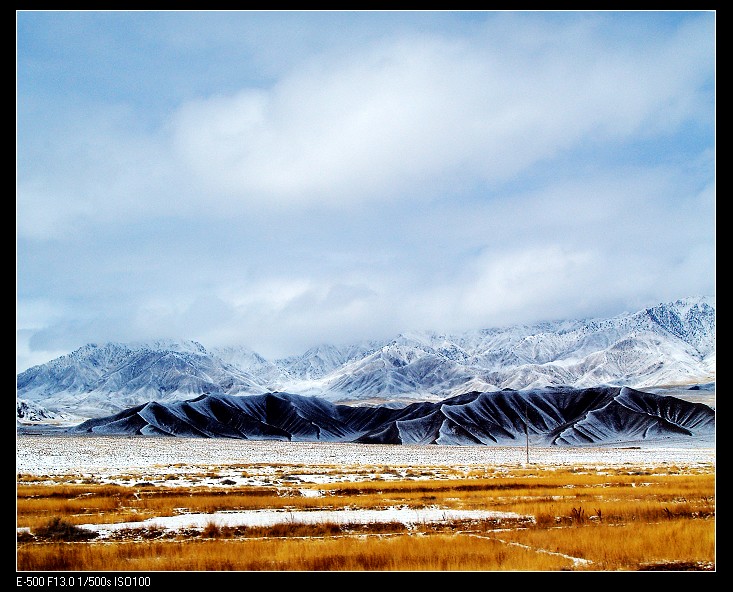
69,387,715,447
17,296,715,420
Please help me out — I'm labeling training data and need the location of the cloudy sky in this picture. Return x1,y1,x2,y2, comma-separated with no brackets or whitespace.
16,10,715,372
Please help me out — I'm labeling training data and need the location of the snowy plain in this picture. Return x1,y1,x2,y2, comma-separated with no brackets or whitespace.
16,434,715,479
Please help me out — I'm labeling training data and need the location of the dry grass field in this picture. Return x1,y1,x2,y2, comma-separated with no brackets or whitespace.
16,450,715,572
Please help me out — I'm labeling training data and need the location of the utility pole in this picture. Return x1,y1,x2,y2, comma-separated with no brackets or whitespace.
524,400,529,465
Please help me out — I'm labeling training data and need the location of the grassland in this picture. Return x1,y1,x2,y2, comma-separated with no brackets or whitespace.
17,459,715,571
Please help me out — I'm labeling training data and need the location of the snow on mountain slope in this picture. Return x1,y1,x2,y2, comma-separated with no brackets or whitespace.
69,387,715,447
275,341,382,380
17,297,715,419
309,297,715,399
276,343,349,381
210,345,288,385
317,342,477,402
17,341,267,417
553,386,715,446
16,398,74,424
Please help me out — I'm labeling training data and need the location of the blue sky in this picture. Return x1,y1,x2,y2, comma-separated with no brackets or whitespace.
16,10,716,372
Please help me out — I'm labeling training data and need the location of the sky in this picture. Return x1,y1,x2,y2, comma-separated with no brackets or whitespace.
16,10,716,373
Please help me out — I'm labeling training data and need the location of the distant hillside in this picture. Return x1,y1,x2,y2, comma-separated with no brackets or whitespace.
69,386,715,447
16,398,72,424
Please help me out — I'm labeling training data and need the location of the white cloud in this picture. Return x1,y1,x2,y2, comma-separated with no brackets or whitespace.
165,22,712,211
16,12,715,370
17,15,714,239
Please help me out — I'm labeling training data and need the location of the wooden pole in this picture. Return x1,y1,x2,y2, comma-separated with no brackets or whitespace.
524,401,529,465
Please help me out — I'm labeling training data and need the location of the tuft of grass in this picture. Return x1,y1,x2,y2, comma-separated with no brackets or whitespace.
32,517,98,542
201,522,224,538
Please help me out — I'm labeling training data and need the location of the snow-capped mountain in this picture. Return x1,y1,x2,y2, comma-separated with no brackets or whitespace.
69,387,715,447
17,340,268,418
279,296,715,402
17,297,715,419
16,398,73,424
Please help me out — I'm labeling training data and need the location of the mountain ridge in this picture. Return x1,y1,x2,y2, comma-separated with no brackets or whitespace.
68,387,715,447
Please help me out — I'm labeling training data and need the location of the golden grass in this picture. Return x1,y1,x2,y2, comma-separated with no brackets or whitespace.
495,518,715,570
17,534,576,571
17,463,716,571
17,483,293,528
